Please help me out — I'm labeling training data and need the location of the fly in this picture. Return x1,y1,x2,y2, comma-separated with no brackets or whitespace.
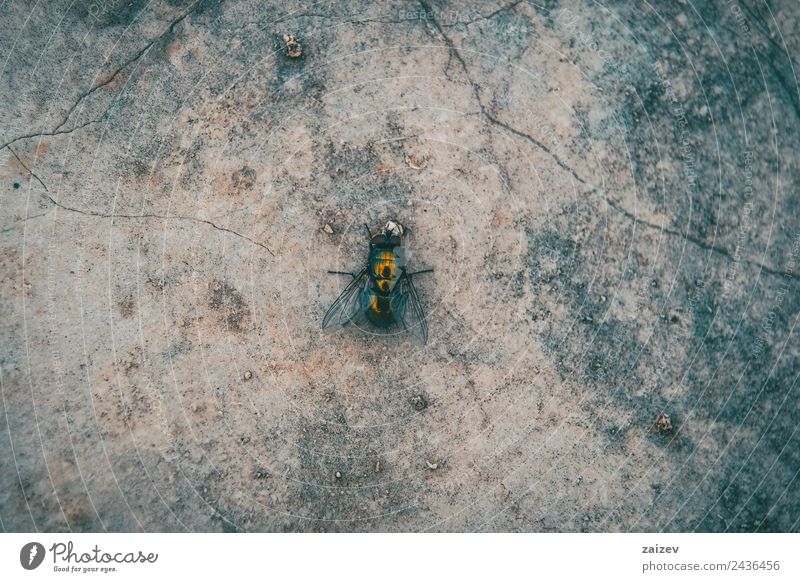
322,220,433,343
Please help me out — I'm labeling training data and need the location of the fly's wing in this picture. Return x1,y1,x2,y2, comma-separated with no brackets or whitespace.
322,267,370,329
391,272,428,344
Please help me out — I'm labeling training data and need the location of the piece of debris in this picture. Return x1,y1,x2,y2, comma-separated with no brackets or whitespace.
283,34,302,58
375,461,381,473
335,470,342,479
405,154,426,170
425,460,438,470
374,162,392,176
243,370,253,381
323,223,334,234
411,394,428,411
655,412,672,432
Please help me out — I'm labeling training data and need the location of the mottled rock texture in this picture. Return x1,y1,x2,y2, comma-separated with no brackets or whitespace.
2,0,799,532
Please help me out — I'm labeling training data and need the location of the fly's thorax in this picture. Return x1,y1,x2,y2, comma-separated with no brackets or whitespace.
369,245,406,294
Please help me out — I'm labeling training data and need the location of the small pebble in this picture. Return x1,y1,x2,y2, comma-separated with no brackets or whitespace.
405,154,425,170
323,223,334,234
335,470,342,479
655,413,672,432
243,370,253,381
283,34,302,58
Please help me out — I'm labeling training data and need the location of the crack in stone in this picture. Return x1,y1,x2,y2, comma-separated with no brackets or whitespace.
441,0,527,28
0,213,48,234
41,194,274,256
278,0,525,32
232,2,526,37
6,147,273,255
416,0,796,283
1,1,206,152
0,117,105,153
7,146,50,194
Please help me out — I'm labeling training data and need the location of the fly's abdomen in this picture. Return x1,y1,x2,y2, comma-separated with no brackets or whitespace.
366,293,394,326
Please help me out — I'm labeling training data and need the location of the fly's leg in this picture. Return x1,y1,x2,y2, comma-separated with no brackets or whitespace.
407,268,433,277
327,271,356,278
363,223,372,240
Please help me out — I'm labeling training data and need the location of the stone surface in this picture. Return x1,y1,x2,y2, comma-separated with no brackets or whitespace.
1,0,799,532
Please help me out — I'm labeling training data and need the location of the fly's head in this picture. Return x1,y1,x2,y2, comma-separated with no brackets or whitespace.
370,220,405,247
383,220,404,239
